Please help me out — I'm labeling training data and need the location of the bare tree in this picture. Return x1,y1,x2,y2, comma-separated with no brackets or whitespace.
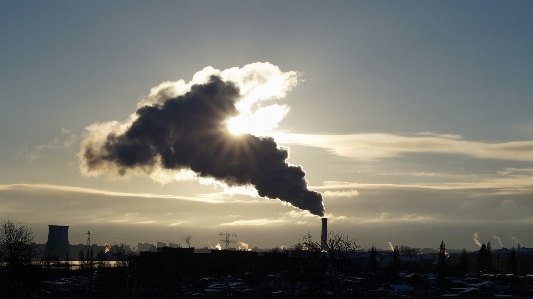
294,232,360,299
0,220,39,298
399,245,419,257
114,243,139,299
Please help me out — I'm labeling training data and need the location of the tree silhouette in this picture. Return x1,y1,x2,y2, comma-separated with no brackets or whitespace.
458,248,469,274
486,242,493,273
477,243,495,273
399,245,419,257
437,240,446,274
392,246,401,272
0,220,39,298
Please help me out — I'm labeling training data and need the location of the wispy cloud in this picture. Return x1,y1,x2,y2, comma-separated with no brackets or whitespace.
327,212,435,224
312,174,533,192
17,128,78,163
497,168,533,176
285,210,319,218
169,221,187,226
220,219,286,226
414,132,462,140
375,172,442,177
322,190,359,197
0,184,224,204
273,133,533,162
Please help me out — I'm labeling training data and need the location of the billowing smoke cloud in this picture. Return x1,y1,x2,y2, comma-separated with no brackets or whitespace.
493,236,505,248
185,234,192,247
387,242,394,251
79,63,324,216
511,236,523,247
473,232,482,248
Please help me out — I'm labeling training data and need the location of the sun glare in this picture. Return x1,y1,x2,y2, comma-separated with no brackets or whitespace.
226,104,290,136
226,114,266,136
226,118,246,135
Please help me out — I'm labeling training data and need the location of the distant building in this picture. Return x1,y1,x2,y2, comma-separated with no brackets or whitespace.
138,242,156,252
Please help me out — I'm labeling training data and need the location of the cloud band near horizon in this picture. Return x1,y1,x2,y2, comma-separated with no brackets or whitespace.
272,133,533,162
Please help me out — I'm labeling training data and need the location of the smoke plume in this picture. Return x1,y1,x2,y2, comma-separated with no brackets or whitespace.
387,242,394,252
493,236,505,248
208,240,221,250
473,232,482,248
511,236,523,247
185,235,192,247
79,63,324,216
238,241,251,251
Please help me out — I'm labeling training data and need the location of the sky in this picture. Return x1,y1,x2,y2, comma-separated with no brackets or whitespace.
1,0,532,252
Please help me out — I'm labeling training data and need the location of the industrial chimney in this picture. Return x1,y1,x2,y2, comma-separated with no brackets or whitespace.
43,225,70,260
321,217,327,251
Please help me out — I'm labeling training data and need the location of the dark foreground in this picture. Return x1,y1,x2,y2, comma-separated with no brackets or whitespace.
2,249,533,298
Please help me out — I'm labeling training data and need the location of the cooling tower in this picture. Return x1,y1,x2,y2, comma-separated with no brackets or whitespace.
321,217,327,251
43,225,70,260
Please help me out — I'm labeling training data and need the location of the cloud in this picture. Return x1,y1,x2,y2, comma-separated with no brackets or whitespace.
322,190,359,197
0,184,224,204
273,133,533,162
329,213,435,225
220,219,286,226
497,168,533,176
313,173,533,192
414,132,463,140
376,172,441,177
285,210,319,218
169,221,187,226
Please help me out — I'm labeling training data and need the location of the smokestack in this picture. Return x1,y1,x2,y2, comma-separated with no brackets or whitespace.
43,225,70,260
321,218,327,251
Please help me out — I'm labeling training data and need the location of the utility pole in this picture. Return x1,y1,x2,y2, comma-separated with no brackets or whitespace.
218,232,237,249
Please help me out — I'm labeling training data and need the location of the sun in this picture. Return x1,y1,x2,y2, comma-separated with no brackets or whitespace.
225,104,290,136
226,116,249,135
226,113,268,136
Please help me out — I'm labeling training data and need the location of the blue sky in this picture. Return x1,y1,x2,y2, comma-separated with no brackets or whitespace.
1,1,532,251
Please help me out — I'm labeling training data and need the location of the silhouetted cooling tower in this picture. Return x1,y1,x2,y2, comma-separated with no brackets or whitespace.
321,217,327,250
43,225,70,260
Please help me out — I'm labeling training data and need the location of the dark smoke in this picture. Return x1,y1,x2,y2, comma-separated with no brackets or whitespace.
185,235,192,246
82,75,324,216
